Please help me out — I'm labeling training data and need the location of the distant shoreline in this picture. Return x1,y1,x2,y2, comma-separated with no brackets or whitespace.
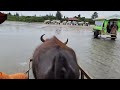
5,21,95,27
6,20,44,24
6,20,44,23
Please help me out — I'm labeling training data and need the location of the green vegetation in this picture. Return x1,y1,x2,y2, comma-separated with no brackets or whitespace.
7,12,56,22
56,11,62,21
7,11,96,24
91,12,98,19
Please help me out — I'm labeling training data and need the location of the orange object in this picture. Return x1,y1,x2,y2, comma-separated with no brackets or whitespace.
0,72,28,79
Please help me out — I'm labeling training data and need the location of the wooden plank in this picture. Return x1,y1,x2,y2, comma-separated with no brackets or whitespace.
106,37,116,38
101,34,116,36
110,34,116,35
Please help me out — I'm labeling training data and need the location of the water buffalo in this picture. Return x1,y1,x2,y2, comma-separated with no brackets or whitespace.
32,34,80,79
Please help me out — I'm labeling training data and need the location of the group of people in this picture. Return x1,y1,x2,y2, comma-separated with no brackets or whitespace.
107,21,118,34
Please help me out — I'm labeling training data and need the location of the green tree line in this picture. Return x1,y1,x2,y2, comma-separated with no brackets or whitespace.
7,12,57,22
7,11,97,24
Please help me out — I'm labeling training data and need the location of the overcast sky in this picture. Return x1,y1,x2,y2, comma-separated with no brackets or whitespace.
1,11,120,18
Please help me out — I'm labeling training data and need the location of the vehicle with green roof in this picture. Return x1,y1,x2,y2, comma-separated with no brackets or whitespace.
93,14,120,40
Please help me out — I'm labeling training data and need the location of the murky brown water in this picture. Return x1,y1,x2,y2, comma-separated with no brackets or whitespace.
1,21,120,79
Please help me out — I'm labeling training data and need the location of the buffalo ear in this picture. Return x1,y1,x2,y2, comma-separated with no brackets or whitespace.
40,34,45,42
64,38,68,45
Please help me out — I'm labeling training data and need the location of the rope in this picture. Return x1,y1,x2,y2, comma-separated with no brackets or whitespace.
25,59,33,79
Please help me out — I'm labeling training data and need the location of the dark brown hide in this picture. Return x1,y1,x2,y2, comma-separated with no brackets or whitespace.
32,35,80,79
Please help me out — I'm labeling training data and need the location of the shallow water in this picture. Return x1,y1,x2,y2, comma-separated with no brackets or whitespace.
0,21,120,79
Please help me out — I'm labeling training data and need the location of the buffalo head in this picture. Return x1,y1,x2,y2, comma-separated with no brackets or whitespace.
40,34,68,45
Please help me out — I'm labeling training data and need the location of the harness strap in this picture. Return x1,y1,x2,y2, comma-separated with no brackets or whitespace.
25,59,33,79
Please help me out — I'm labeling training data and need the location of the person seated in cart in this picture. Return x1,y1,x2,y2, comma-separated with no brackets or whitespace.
110,22,118,34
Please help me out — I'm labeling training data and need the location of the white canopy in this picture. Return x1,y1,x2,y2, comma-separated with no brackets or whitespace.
93,14,120,21
93,16,105,21
106,14,120,20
